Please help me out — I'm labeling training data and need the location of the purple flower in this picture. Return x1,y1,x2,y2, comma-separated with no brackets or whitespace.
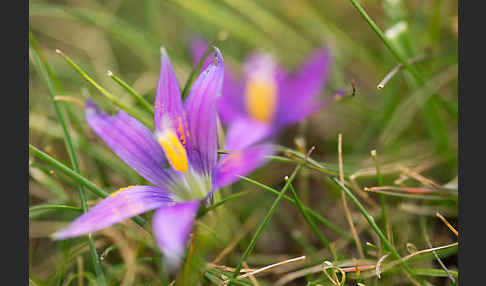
190,38,331,150
52,48,273,270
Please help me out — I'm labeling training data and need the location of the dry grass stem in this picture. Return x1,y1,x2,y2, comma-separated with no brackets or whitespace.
338,133,364,259
436,212,458,236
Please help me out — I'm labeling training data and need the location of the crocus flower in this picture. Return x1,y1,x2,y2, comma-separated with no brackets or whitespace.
191,38,331,150
53,48,273,270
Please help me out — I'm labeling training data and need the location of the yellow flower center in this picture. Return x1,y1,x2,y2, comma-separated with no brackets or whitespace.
245,78,277,123
157,129,189,172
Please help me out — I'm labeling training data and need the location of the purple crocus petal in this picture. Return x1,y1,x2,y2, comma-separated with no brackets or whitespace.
154,48,187,136
189,37,244,124
243,53,278,79
184,48,224,174
275,48,331,127
216,70,246,124
86,100,177,187
214,144,274,189
53,186,173,239
152,200,200,270
224,118,274,151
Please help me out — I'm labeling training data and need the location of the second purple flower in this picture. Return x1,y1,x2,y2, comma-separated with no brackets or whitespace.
191,38,331,150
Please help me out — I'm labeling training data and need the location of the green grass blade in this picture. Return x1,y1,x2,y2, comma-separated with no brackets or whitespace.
30,205,83,219
347,0,452,155
420,217,456,282
288,184,329,248
180,44,215,101
413,268,458,278
108,70,154,115
55,49,154,129
240,175,351,240
197,191,251,218
228,164,303,284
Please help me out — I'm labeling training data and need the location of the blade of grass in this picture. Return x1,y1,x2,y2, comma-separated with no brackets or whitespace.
347,0,452,155
420,217,455,282
55,49,153,129
276,146,356,176
180,44,215,101
30,204,82,215
365,189,457,201
379,65,458,147
29,144,147,227
228,164,304,284
413,268,458,278
288,183,329,249
330,177,424,285
30,31,106,285
29,205,83,220
107,70,154,115
347,0,424,84
239,175,351,240
197,191,251,218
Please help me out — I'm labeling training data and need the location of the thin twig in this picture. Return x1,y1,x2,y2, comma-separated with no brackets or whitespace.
236,256,306,280
242,262,259,286
436,212,458,236
338,133,364,258
54,96,86,107
394,160,439,185
420,217,455,282
397,166,441,188
377,55,428,89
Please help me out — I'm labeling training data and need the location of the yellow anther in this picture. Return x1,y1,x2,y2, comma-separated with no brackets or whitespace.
245,78,277,123
158,129,189,172
110,185,135,197
177,117,187,145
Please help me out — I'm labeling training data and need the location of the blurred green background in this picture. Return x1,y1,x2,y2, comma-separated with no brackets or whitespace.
29,0,458,285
